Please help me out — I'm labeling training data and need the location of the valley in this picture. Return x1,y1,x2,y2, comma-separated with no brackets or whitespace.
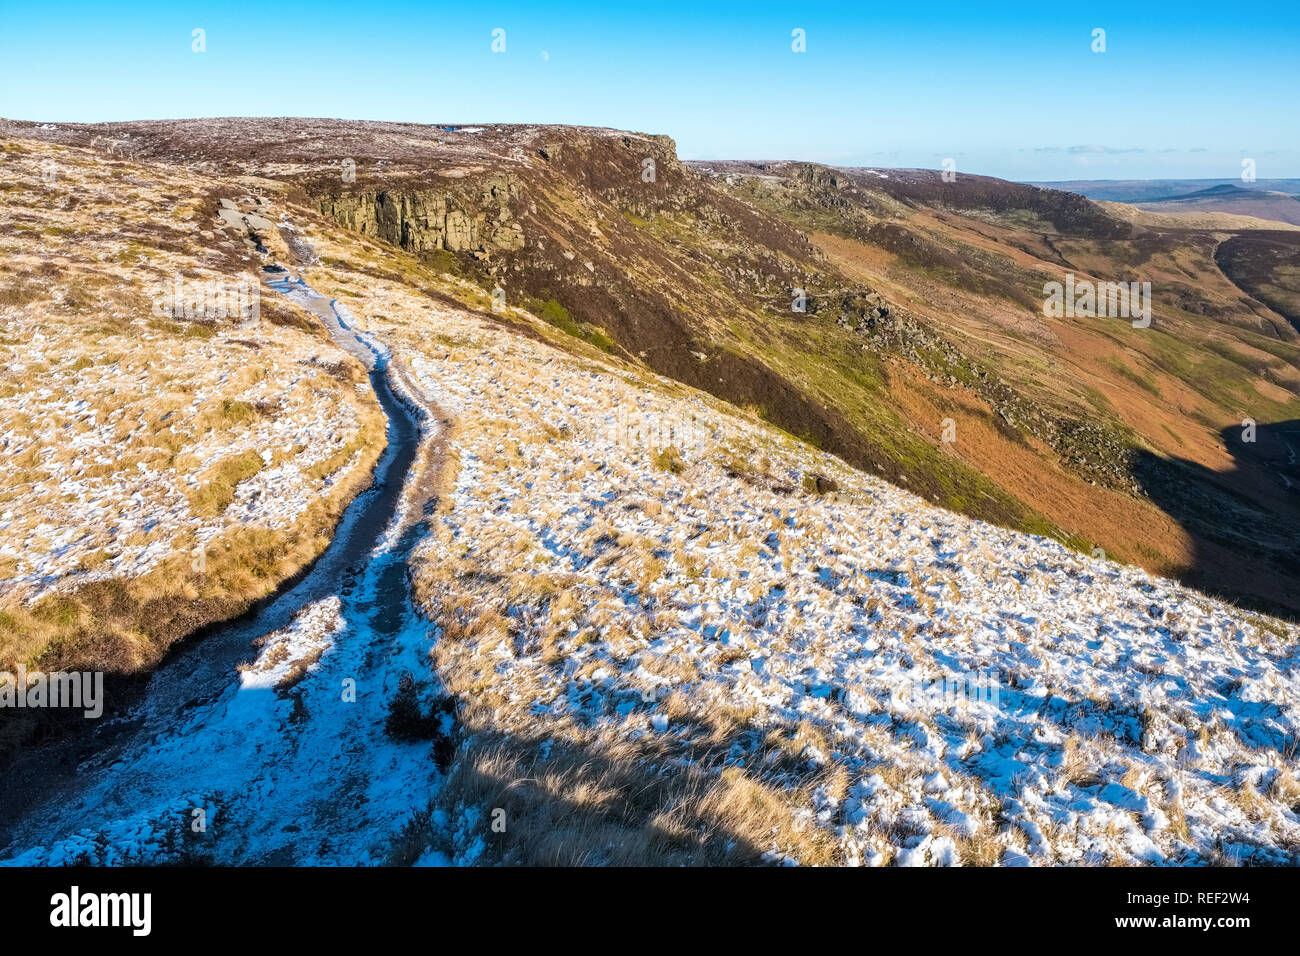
1,119,1297,867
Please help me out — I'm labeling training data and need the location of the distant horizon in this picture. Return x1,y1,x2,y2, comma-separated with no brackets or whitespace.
1026,177,1300,184
8,113,1300,188
2,0,1296,181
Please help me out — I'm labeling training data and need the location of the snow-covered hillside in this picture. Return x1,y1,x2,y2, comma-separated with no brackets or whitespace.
315,255,1300,866
1,135,1295,866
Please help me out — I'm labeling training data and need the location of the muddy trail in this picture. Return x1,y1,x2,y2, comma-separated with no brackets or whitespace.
0,274,449,865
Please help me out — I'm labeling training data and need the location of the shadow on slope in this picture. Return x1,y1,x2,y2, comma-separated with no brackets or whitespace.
1215,233,1300,332
402,717,847,866
1134,419,1300,621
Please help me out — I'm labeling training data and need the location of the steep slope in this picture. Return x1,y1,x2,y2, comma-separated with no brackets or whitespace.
0,131,1297,867
1215,231,1300,327
5,118,1298,619
697,161,1300,618
0,119,1063,537
285,212,1300,866
312,146,1300,619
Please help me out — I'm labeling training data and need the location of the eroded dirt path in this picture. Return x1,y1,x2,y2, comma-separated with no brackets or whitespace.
0,274,451,865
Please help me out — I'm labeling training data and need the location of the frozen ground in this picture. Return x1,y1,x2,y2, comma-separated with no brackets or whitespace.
0,140,380,631
314,264,1300,866
2,137,1296,865
1,277,445,865
0,318,370,602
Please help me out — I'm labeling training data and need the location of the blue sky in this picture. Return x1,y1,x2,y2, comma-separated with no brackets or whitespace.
2,1,1296,181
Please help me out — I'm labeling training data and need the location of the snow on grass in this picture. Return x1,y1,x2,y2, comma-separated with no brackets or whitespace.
8,166,1287,866
316,272,1300,866
0,326,369,603
0,142,380,617
0,269,445,866
238,596,343,691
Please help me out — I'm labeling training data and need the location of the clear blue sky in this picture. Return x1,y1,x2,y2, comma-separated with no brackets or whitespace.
2,1,1296,181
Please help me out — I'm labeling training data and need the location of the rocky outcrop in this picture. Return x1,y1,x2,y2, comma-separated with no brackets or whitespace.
316,173,525,258
813,287,1141,493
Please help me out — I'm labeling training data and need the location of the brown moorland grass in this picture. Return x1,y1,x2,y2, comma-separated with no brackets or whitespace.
0,138,391,720
0,401,384,676
187,450,267,517
0,397,383,756
884,361,1195,573
409,731,842,866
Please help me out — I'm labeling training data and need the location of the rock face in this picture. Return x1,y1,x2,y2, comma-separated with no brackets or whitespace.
316,173,525,257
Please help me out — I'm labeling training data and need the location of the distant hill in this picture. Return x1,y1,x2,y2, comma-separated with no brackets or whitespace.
1026,179,1300,227
1154,183,1260,202
1029,178,1300,203
1137,185,1300,227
